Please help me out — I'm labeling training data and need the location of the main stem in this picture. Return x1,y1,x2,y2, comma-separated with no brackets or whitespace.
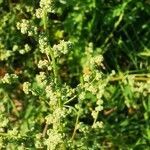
43,9,59,86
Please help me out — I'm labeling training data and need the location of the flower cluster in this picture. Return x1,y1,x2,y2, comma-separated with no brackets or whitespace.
120,74,150,107
90,55,104,66
35,8,44,19
22,82,31,94
38,35,72,58
0,43,12,61
13,44,31,54
17,19,30,34
40,0,54,12
1,73,18,84
45,84,58,107
38,36,49,54
17,19,37,36
38,59,52,71
35,0,54,19
46,108,66,126
44,129,63,150
36,72,47,86
133,80,150,96
53,40,72,57
92,121,103,129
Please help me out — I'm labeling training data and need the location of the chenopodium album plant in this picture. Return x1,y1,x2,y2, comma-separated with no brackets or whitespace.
0,0,150,149
20,21,112,150
0,1,103,149
11,1,115,149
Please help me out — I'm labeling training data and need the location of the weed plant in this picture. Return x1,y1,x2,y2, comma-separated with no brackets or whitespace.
0,0,150,149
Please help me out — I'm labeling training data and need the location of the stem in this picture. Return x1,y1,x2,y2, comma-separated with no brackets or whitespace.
43,9,48,31
42,9,59,85
42,8,64,142
42,123,48,137
110,76,150,82
46,48,59,85
64,95,77,105
50,50,59,85
92,111,99,126
71,112,80,141
103,107,117,116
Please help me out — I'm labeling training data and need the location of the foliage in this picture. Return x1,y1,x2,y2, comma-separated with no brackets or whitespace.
0,0,149,149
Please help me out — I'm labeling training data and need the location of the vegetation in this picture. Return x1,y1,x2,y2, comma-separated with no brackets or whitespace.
0,0,149,149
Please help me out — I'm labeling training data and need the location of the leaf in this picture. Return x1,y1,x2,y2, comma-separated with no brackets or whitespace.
138,52,150,57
